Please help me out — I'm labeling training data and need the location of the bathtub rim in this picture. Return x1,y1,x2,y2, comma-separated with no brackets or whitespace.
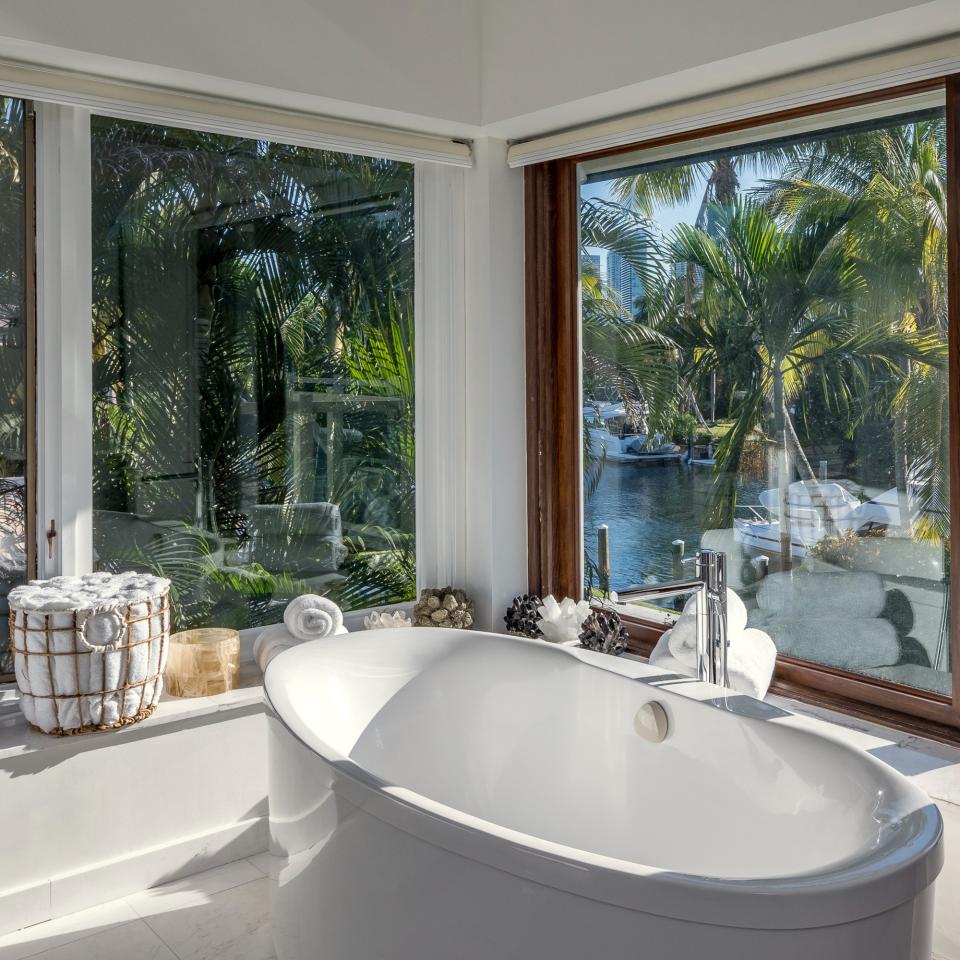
264,628,944,931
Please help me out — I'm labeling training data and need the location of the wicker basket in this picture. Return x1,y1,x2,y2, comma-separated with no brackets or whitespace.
8,572,172,735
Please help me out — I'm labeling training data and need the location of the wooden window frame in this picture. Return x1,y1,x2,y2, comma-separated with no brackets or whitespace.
525,74,960,744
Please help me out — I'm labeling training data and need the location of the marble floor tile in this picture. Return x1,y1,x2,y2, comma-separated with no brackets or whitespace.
125,860,264,920
0,900,139,960
245,852,283,879
13,920,177,960
138,877,273,960
0,859,275,960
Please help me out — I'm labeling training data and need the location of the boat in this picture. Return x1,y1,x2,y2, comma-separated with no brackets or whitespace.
587,427,683,464
584,403,682,464
734,479,909,559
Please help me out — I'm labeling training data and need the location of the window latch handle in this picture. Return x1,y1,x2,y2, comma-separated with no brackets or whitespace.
46,519,57,560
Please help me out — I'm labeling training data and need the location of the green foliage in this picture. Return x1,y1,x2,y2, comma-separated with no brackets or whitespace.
90,118,417,629
583,111,949,551
668,412,698,445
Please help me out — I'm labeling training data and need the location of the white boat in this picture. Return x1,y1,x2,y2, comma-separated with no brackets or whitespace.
734,480,908,559
587,427,682,464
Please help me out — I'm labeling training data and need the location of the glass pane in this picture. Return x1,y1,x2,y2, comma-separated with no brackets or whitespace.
0,98,29,676
92,118,415,631
580,102,952,697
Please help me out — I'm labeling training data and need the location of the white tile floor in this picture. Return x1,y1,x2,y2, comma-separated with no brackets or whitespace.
0,860,274,960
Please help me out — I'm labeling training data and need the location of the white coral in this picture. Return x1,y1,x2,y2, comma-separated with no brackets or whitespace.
535,595,592,644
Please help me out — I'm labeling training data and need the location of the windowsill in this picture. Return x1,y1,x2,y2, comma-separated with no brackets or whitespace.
766,690,960,808
0,630,266,762
0,602,413,761
5,618,956,809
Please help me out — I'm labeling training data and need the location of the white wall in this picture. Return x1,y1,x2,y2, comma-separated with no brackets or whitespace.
462,138,529,630
0,0,481,134
0,703,268,933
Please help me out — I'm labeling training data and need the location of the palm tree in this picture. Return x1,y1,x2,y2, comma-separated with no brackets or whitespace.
667,198,942,568
579,198,678,428
756,114,949,537
91,118,417,628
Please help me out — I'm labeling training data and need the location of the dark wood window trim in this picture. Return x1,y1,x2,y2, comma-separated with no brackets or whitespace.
525,75,960,745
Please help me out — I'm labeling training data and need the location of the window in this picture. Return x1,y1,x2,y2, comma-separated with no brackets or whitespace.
0,97,34,678
91,117,416,632
525,78,960,733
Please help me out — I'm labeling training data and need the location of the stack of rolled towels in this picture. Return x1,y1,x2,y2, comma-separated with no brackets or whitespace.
749,571,897,672
649,587,777,699
10,572,171,733
253,594,347,671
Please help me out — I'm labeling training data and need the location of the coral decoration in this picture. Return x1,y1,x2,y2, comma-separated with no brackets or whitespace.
535,595,592,644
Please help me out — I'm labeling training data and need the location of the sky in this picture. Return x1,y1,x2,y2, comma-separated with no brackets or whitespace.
581,167,763,280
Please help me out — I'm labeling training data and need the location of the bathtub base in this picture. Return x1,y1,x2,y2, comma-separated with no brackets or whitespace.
267,714,936,960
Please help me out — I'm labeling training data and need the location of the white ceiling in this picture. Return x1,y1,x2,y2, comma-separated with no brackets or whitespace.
0,0,955,141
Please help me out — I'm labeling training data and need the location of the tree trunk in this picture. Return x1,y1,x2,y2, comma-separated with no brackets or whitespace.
773,367,793,572
892,407,914,538
892,358,914,538
686,387,708,427
782,403,834,536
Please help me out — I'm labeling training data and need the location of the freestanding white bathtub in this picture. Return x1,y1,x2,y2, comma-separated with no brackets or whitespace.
264,627,943,960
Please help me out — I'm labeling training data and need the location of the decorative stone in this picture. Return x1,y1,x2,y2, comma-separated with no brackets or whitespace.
535,595,591,644
504,594,543,638
414,586,475,629
578,608,628,656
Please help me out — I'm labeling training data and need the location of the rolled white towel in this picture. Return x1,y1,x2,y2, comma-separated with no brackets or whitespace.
254,620,348,673
283,594,344,641
728,628,777,699
666,588,747,667
650,626,777,699
756,571,885,619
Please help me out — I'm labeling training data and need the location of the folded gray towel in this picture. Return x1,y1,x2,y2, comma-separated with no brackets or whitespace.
762,618,899,671
862,664,951,696
756,571,886,620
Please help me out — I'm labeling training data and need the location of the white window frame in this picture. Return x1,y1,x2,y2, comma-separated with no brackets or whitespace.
31,98,468,614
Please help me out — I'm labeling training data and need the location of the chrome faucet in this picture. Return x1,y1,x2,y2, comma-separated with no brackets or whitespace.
616,549,729,687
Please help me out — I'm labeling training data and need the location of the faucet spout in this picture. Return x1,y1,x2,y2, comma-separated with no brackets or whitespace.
616,549,729,687
695,549,728,687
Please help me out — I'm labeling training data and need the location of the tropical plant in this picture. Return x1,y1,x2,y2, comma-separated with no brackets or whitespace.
0,97,27,673
755,113,949,537
91,117,417,629
665,198,943,561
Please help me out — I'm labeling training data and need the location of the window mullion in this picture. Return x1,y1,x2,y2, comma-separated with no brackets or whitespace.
35,103,92,578
413,163,468,592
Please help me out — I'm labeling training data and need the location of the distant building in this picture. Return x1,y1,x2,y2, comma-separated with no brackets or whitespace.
606,251,644,315
581,253,601,278
673,260,704,286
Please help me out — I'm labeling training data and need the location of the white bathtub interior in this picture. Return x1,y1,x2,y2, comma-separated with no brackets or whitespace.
266,630,934,881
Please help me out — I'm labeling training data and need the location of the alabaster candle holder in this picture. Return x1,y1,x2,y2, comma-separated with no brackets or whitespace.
164,627,240,698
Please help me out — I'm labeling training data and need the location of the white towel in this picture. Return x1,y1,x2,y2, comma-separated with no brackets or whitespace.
666,588,747,666
650,626,777,699
253,621,348,672
756,571,885,619
283,594,344,641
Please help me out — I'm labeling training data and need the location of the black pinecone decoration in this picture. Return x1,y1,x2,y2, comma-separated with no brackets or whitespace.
578,609,628,655
504,594,543,638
